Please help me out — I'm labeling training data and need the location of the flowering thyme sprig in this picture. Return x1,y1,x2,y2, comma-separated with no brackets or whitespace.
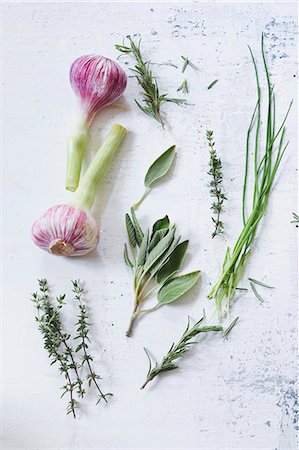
72,280,113,405
206,130,227,238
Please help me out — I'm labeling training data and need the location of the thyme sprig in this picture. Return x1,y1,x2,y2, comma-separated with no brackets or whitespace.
206,130,227,238
115,36,186,127
72,280,112,405
141,313,222,389
208,35,292,319
31,279,83,418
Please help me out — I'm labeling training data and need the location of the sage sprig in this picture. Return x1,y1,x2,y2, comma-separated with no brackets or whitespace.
115,36,186,127
133,146,176,208
124,209,200,336
140,312,222,389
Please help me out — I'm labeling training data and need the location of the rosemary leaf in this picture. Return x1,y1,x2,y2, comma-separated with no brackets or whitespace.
181,56,199,73
250,282,264,302
222,317,239,338
248,278,274,289
177,79,189,94
207,79,219,89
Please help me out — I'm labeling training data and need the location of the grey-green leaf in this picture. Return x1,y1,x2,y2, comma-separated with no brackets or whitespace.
143,226,176,274
158,271,200,305
149,229,168,252
144,146,176,188
137,231,149,266
156,240,189,284
125,214,136,247
130,207,144,246
152,215,170,235
124,243,133,269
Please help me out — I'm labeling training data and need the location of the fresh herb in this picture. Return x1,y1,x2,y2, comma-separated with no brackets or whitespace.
208,35,292,319
206,130,227,238
248,277,274,302
31,279,83,417
31,279,111,417
291,212,299,224
140,313,222,389
177,79,189,94
72,280,112,405
222,316,239,338
207,79,219,90
181,56,199,73
116,36,186,127
124,209,200,336
133,146,176,208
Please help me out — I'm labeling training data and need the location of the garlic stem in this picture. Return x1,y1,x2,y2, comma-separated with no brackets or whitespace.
72,124,127,211
66,118,89,192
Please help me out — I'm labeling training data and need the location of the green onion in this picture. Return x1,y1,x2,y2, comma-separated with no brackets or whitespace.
208,34,292,319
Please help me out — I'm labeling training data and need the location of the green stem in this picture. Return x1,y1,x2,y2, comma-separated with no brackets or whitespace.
132,188,150,209
72,124,127,211
66,118,89,192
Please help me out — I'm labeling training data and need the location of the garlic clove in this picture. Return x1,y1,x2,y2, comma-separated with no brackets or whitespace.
32,204,99,256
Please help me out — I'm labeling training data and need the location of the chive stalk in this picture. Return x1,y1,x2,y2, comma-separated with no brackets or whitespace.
208,34,292,319
72,124,127,211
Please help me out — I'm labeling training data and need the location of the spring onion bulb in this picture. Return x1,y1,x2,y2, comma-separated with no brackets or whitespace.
66,55,127,192
32,124,127,256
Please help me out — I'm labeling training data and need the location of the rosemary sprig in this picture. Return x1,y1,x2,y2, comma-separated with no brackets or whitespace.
181,56,199,73
72,280,112,405
208,34,292,319
206,130,227,238
116,36,186,127
31,279,83,418
177,79,189,94
140,313,222,389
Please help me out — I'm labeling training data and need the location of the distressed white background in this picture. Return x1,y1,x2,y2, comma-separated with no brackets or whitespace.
1,1,298,449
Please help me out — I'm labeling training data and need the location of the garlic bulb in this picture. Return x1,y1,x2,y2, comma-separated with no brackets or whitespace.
66,55,127,192
70,55,127,123
32,204,99,256
33,124,127,257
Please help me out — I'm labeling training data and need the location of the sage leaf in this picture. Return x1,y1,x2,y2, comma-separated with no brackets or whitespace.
130,207,144,246
125,213,137,247
143,226,176,274
152,215,170,235
144,146,176,188
156,240,189,283
149,229,168,252
124,243,133,269
137,231,149,266
158,271,200,305
150,236,181,277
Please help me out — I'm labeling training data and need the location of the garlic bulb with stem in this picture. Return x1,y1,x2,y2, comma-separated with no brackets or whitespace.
32,124,127,256
66,55,127,192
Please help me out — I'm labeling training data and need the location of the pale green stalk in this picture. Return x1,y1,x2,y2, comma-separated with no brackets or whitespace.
66,118,89,192
72,124,127,211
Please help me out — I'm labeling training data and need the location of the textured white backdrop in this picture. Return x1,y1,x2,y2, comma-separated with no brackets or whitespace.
2,2,298,449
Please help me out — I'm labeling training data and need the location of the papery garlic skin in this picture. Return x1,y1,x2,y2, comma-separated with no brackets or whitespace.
70,55,127,123
32,204,99,256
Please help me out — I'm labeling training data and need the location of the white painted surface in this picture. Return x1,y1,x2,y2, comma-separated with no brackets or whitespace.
2,2,298,449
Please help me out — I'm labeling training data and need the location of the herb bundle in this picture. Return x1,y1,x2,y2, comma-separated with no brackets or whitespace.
141,312,222,389
206,130,227,238
124,209,200,336
208,35,292,318
115,36,186,127
31,279,111,417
